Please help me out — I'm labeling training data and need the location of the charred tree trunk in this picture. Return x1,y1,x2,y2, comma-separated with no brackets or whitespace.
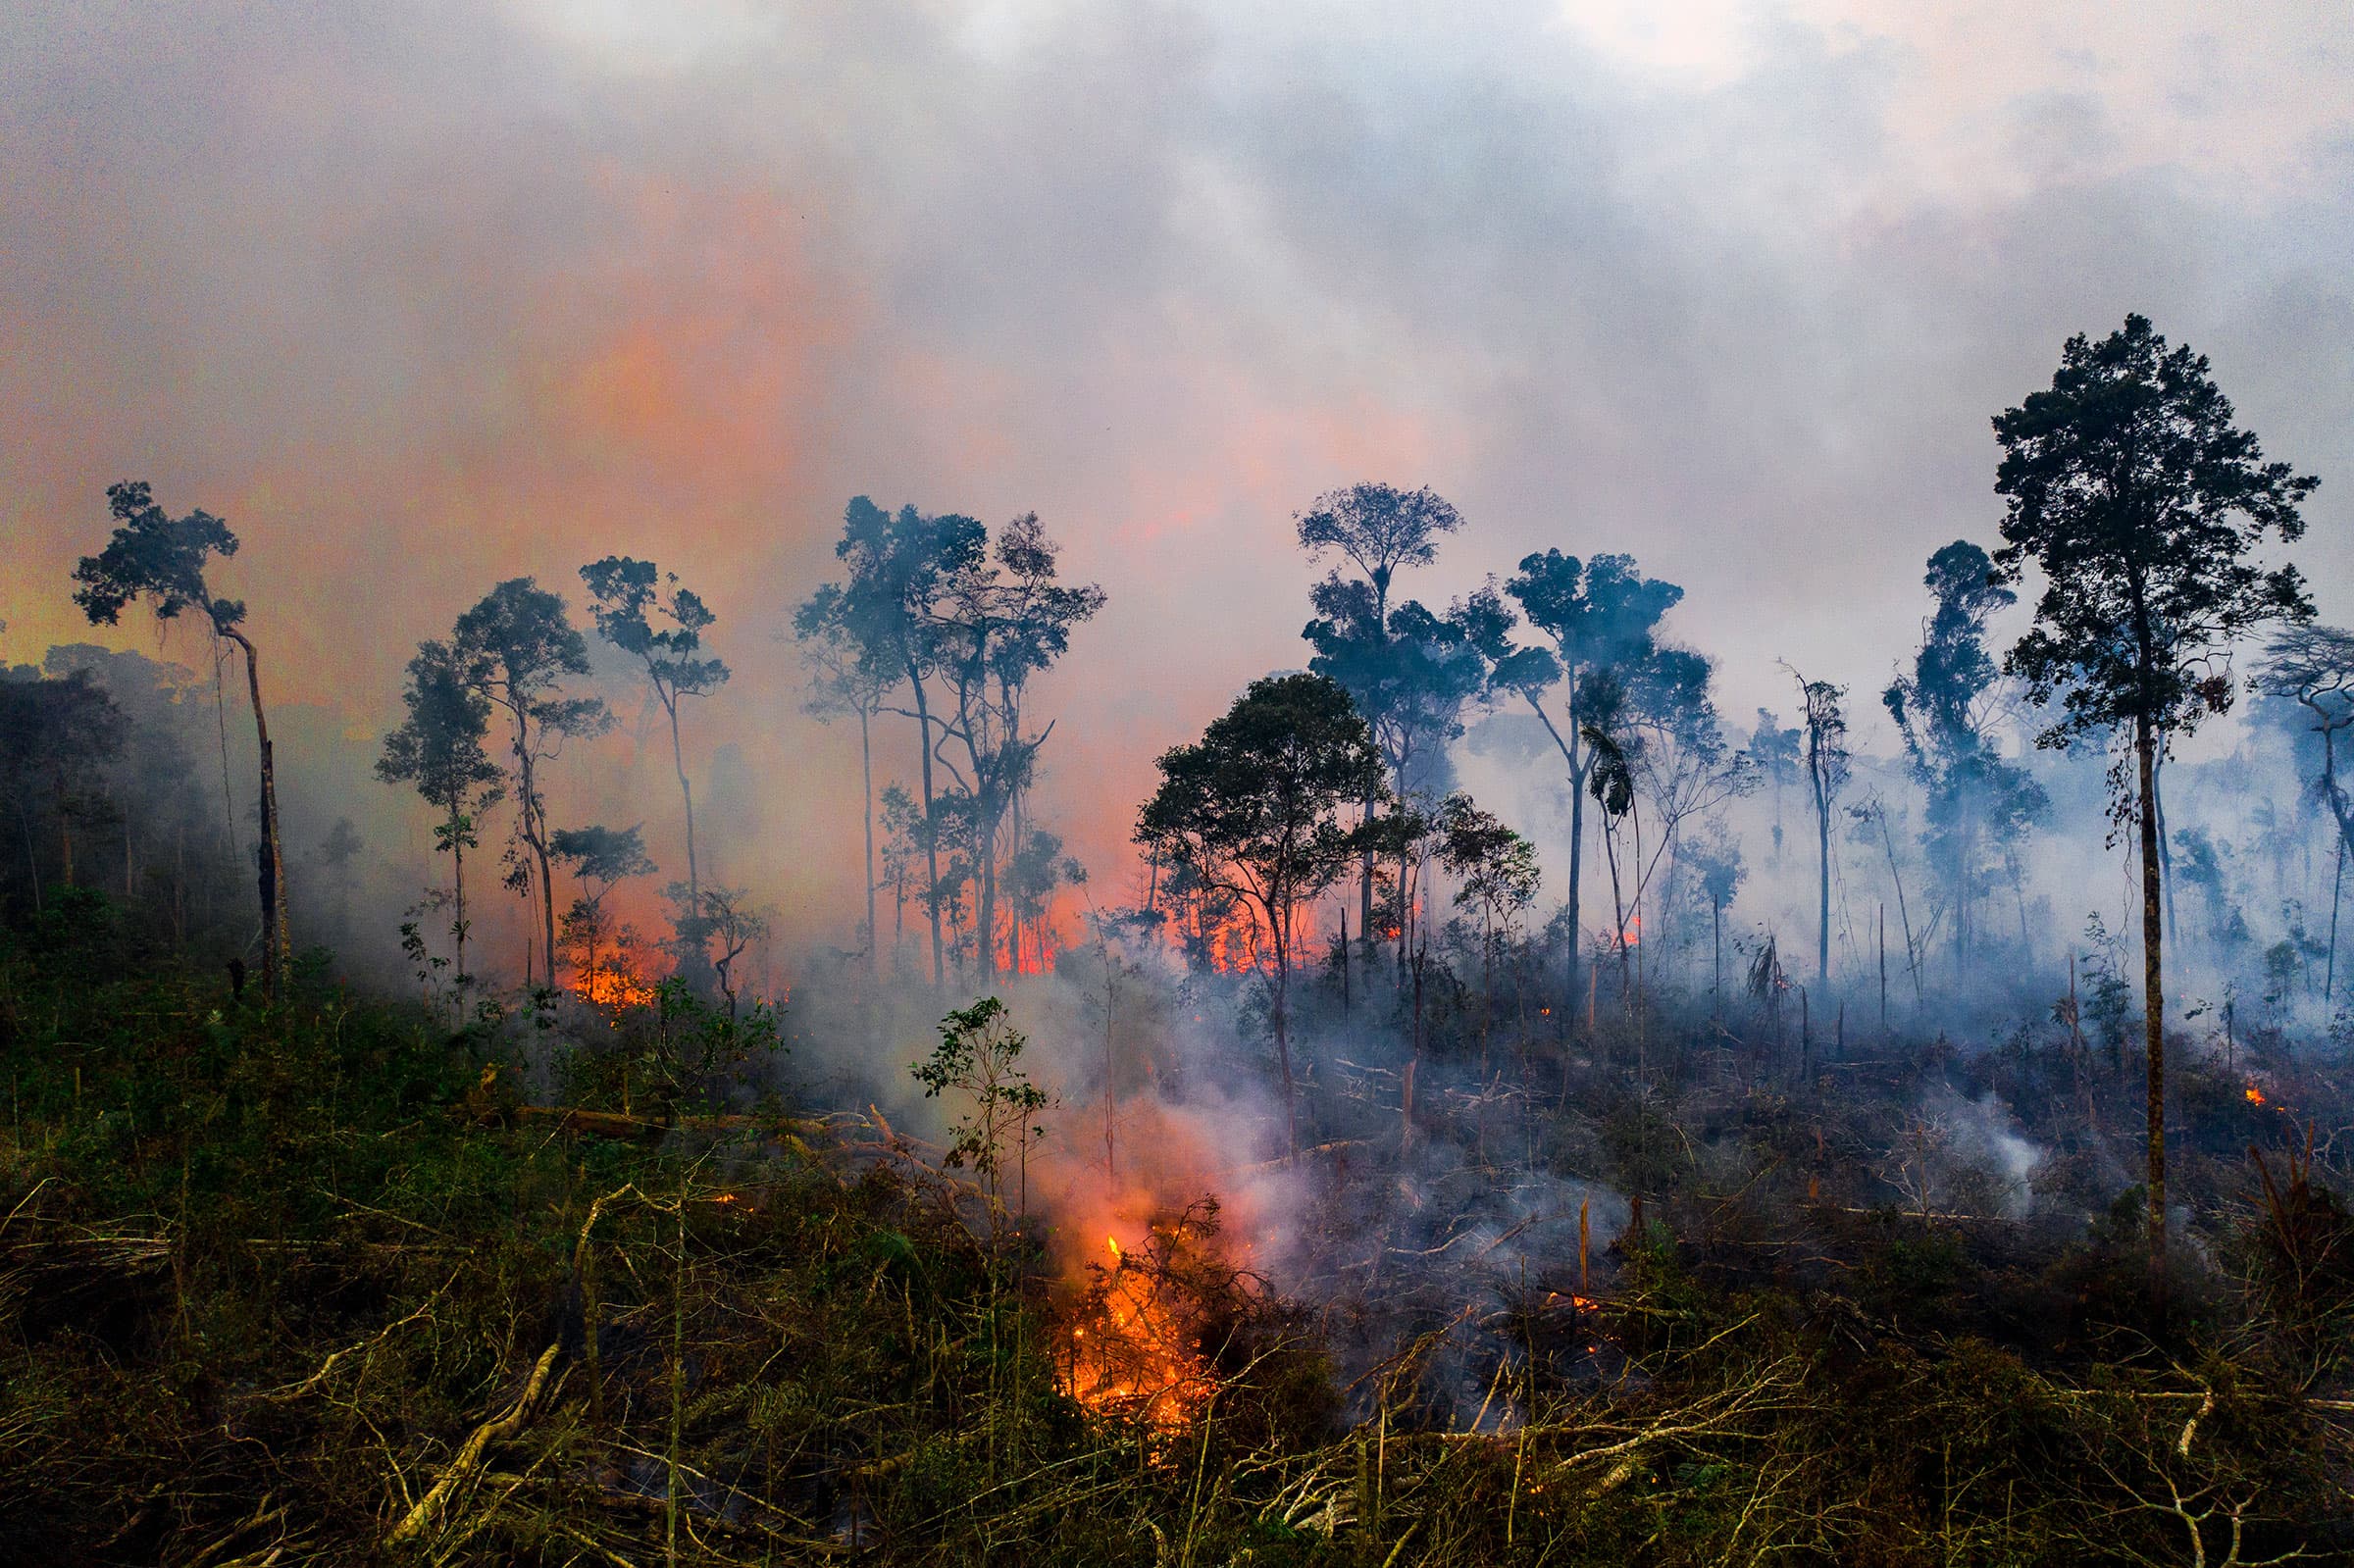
225,629,290,998
859,706,878,976
909,677,946,989
1270,906,1297,1158
2135,717,2169,1306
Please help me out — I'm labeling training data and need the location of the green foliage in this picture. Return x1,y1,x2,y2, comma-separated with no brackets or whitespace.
1993,313,2318,754
911,996,1049,1200
70,481,244,633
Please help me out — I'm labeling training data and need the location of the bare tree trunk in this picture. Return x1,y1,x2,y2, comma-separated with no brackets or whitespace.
1271,913,1297,1158
909,677,945,988
2136,719,2169,1307
859,707,877,975
666,700,700,926
2328,836,2343,1005
1814,788,1831,988
227,629,290,998
452,817,468,989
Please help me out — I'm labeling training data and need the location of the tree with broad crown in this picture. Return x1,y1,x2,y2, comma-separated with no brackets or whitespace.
1990,312,2318,1305
1135,673,1390,1156
1469,553,1685,1016
377,639,505,992
73,482,292,996
580,556,729,968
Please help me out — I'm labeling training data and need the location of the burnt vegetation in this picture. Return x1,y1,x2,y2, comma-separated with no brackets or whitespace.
4,314,2353,1564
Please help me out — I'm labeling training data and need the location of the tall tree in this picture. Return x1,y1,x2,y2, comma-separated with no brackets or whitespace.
810,498,986,987
1296,483,1464,950
452,580,612,990
1990,313,2317,1298
1781,664,1850,988
580,557,730,961
794,587,896,973
73,482,292,994
376,639,505,990
929,514,1104,980
1884,541,2048,984
1748,710,1801,862
1475,553,1684,1012
1136,673,1388,1155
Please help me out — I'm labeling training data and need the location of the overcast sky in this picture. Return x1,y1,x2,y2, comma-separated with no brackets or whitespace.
5,0,2349,928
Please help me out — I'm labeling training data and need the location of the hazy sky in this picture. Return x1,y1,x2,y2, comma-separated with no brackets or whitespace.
5,1,2350,931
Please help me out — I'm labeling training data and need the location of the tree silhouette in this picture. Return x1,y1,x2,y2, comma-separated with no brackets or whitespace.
810,498,987,987
1476,552,1685,1013
794,587,896,973
73,482,291,994
452,580,611,990
1991,313,2318,1300
1781,663,1850,989
929,513,1104,980
377,639,505,990
1296,483,1464,956
1136,673,1388,1155
2259,626,2354,864
1884,540,2048,985
580,556,729,968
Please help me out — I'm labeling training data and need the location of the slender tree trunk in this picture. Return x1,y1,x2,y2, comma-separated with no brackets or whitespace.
859,707,878,975
2135,719,2169,1306
1566,724,1585,1020
226,629,290,997
1814,787,1831,987
452,816,468,989
909,677,945,988
20,804,41,913
1712,900,1722,1017
978,801,999,984
666,699,700,926
1877,814,1924,1003
2328,836,2343,1004
1270,910,1297,1157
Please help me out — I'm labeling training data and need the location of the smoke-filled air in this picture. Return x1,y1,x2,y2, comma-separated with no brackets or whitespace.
6,4,2354,1563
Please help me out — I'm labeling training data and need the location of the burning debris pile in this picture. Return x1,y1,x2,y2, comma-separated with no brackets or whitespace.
1059,1203,1233,1427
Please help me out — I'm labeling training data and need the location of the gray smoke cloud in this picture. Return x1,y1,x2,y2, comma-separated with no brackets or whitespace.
3,0,2349,951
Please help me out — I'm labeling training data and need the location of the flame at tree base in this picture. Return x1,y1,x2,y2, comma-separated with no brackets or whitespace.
1059,1201,1234,1429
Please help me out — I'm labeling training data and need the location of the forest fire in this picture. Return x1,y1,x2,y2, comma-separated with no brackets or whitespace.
1059,1224,1224,1431
2247,1082,2267,1107
575,964,658,1010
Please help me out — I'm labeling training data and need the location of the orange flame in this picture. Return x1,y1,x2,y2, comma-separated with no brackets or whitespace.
576,965,657,1009
1062,1223,1217,1429
2245,1083,2267,1107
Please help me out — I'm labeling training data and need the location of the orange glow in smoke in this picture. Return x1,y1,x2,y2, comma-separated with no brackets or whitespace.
2245,1083,2267,1107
